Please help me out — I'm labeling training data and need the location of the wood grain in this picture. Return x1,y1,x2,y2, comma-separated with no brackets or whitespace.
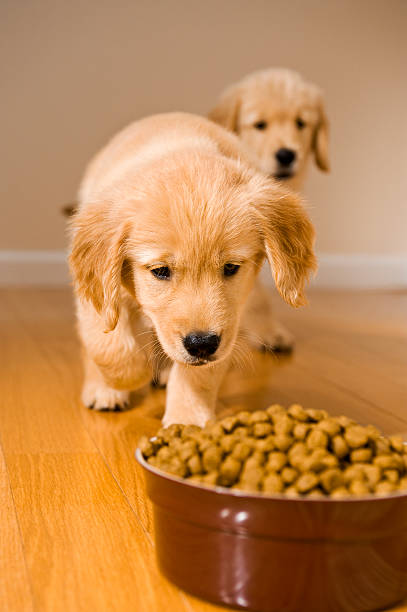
0,288,406,611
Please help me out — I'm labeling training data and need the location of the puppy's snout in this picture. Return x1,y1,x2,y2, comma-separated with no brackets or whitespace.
183,332,220,359
275,148,296,167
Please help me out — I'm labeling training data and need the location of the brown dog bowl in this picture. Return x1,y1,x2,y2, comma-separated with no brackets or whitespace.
136,449,407,612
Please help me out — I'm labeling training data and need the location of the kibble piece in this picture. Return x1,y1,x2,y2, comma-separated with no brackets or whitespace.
179,439,198,461
274,434,293,452
350,448,373,463
375,480,397,495
202,445,223,471
345,426,369,449
296,472,319,493
331,435,349,459
244,452,265,470
274,414,295,435
219,457,241,486
253,422,273,438
335,415,356,429
305,409,328,422
239,466,264,490
303,449,328,473
343,464,365,484
389,435,404,453
321,454,339,469
266,452,287,473
288,404,309,422
201,471,219,486
166,457,188,477
221,416,238,433
320,469,344,493
208,422,224,439
157,446,174,461
306,429,329,450
255,436,275,453
399,477,407,490
219,434,237,453
349,479,370,495
383,469,399,484
232,441,253,461
363,464,382,487
317,419,341,437
147,456,158,467
365,424,381,440
233,426,250,439
198,437,213,453
187,454,203,475
374,455,402,471
266,404,286,417
263,473,284,493
249,410,270,424
331,487,351,498
139,436,154,457
307,488,325,498
281,466,298,485
181,425,201,438
187,474,202,484
289,441,308,458
285,486,299,497
374,437,391,455
236,411,251,426
293,423,310,440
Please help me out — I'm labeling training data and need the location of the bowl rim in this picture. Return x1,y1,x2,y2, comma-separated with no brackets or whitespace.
135,447,407,504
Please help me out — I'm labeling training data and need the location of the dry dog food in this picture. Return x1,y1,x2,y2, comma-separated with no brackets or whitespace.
139,404,407,497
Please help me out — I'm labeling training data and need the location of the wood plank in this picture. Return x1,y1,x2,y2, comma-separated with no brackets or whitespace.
0,440,34,612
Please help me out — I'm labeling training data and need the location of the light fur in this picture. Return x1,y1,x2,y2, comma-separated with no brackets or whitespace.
69,113,316,425
209,68,330,192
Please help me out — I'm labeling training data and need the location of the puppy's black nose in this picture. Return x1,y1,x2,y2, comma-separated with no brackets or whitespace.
183,332,220,359
275,148,296,166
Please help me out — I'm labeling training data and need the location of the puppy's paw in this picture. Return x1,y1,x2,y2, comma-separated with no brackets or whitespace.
261,323,294,354
82,382,130,411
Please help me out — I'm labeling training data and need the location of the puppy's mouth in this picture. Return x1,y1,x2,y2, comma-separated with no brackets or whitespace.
273,170,294,180
184,355,217,367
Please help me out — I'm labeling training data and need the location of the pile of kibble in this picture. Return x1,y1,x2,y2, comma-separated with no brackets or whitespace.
139,404,407,497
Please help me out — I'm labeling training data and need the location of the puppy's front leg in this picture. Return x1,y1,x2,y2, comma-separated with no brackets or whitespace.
163,360,229,427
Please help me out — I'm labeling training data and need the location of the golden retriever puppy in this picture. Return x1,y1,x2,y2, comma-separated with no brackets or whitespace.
209,68,330,192
69,113,316,426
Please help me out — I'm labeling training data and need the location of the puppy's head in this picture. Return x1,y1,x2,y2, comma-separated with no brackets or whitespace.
209,68,330,186
70,153,316,367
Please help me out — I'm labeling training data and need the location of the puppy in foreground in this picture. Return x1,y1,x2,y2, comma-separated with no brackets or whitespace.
209,68,330,191
69,113,316,426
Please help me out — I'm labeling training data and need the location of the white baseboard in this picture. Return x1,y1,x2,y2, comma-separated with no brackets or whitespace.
0,250,70,286
260,254,407,290
0,250,406,289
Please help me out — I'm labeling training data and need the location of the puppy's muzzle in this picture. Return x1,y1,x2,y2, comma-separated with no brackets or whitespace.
183,331,220,361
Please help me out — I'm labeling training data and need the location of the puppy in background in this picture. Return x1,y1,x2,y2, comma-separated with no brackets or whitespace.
209,68,330,349
209,68,329,192
69,113,316,426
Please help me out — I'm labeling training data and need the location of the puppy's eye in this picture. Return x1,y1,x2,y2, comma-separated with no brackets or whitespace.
223,263,240,277
253,120,267,130
295,117,306,130
151,266,171,280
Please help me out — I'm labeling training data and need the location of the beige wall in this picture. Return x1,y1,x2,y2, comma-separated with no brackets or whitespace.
1,0,406,255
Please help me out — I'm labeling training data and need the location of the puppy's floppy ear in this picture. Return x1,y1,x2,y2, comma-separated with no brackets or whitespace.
253,183,317,307
208,84,241,132
69,202,135,332
313,102,330,172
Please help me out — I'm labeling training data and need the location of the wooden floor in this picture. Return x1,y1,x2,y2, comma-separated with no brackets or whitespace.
1,288,407,612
